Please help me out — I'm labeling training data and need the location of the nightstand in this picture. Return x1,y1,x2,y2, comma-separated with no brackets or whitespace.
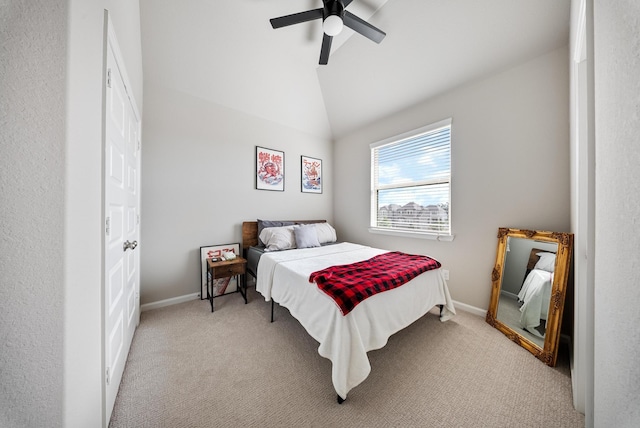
206,257,247,312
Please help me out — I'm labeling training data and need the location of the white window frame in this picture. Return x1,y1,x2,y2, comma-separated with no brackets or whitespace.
369,118,454,241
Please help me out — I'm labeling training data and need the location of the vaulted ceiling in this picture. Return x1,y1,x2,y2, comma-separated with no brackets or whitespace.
140,0,570,140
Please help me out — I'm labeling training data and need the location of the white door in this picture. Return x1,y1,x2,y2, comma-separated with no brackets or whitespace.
104,30,141,423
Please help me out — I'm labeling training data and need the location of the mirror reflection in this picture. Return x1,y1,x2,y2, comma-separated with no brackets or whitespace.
496,237,558,348
486,228,573,366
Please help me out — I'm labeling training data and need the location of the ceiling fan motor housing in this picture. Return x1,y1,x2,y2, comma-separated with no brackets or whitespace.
324,0,345,20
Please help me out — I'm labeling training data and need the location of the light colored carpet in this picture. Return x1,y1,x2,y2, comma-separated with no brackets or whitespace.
109,288,584,427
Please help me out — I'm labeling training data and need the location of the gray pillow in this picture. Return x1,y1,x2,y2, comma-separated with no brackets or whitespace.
293,224,321,249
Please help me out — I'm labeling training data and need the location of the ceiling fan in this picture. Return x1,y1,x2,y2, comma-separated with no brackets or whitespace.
270,0,386,65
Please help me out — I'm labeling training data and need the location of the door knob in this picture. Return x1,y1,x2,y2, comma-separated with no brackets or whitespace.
123,240,138,251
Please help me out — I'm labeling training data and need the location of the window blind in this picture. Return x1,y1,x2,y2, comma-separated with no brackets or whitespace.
371,119,451,235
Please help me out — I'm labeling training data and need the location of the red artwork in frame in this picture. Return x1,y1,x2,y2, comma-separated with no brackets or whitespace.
256,146,284,191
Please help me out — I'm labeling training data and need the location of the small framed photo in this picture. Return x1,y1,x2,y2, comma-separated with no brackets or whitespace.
199,243,240,299
256,146,284,191
301,155,322,194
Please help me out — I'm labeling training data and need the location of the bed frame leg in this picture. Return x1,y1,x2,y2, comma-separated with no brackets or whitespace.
271,300,274,323
439,304,443,316
337,394,345,404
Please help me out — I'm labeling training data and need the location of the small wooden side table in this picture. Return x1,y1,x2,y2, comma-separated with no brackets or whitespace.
206,257,247,312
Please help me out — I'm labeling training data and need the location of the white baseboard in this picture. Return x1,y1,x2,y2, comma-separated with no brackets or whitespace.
452,299,487,318
140,293,487,319
141,292,201,312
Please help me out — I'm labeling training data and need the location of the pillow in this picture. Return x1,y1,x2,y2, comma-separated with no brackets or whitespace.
293,224,321,249
257,220,295,245
315,222,337,244
534,252,556,272
259,225,296,252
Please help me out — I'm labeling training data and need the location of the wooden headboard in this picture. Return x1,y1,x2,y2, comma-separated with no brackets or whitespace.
242,220,326,250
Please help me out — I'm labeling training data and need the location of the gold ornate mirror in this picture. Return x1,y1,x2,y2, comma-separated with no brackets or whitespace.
486,228,573,366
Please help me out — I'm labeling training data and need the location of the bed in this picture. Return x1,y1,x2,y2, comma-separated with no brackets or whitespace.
517,248,556,338
242,220,455,402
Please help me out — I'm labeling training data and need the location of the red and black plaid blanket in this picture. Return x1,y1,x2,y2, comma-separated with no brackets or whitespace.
309,251,441,315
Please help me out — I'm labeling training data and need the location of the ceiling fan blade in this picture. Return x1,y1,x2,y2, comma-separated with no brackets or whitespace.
343,11,386,43
342,0,354,7
270,8,324,29
319,33,333,65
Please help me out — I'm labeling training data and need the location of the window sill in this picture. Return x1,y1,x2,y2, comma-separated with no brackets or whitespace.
368,227,455,241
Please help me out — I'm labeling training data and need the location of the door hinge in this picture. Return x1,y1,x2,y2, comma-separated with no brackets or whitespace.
106,217,111,236
137,214,140,225
107,68,112,88
106,367,111,385
137,139,141,151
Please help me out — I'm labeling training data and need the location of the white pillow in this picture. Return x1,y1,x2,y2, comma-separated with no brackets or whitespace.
259,225,296,252
315,222,337,244
534,252,556,272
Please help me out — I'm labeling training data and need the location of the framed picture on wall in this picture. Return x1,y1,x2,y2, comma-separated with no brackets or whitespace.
199,243,240,299
256,146,284,191
301,155,322,194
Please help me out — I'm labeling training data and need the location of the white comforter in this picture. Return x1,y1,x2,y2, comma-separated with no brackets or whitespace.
256,242,456,399
517,269,553,337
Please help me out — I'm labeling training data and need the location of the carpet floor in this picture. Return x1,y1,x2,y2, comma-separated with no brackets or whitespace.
109,288,584,427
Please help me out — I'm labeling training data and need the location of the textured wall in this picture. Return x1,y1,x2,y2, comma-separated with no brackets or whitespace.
1,1,143,426
593,1,640,426
0,1,67,427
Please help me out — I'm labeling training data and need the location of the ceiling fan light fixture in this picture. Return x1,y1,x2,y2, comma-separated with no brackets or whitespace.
269,0,386,65
323,14,343,36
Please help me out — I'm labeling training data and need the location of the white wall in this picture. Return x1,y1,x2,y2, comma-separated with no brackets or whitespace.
140,82,333,304
1,1,67,426
593,1,640,426
333,46,571,311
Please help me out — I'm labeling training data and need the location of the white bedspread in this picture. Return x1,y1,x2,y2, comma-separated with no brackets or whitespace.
256,242,456,399
517,269,553,337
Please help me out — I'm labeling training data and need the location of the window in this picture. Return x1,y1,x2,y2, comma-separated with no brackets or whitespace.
370,118,452,239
